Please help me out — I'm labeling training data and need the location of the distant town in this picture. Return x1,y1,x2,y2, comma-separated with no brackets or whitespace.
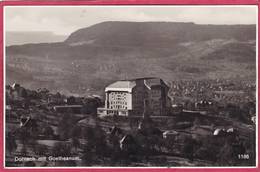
5,77,256,167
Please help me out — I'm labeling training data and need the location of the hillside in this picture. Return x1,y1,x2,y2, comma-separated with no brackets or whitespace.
6,31,67,46
6,22,256,95
65,22,255,46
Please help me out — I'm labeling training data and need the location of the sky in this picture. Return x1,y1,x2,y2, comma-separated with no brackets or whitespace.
5,6,257,36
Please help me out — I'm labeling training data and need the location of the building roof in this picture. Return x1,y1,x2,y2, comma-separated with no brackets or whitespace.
213,128,226,136
11,83,21,90
145,78,163,89
105,77,168,92
105,81,136,92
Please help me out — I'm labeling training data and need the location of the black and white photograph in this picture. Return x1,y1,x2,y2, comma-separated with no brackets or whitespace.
4,6,258,167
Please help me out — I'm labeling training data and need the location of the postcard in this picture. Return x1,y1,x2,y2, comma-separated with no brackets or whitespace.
2,3,258,169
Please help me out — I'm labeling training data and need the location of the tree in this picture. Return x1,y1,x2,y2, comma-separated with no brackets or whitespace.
18,128,30,155
57,113,77,140
71,137,80,152
18,87,27,98
194,140,218,162
66,96,76,105
70,125,82,139
82,98,102,114
34,145,48,156
182,137,198,161
68,125,82,152
42,125,54,138
52,142,76,166
82,127,95,165
217,141,236,166
52,142,72,156
82,126,109,165
82,142,94,164
6,132,17,155
109,135,122,164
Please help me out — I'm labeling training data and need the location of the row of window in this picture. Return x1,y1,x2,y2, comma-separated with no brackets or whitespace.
110,101,127,105
110,96,127,100
110,105,127,109
110,92,127,96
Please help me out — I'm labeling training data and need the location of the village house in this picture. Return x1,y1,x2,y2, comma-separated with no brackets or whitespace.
7,83,27,100
97,77,171,116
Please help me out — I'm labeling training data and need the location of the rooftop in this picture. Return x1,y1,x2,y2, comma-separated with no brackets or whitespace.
105,81,136,92
145,78,163,88
105,77,168,92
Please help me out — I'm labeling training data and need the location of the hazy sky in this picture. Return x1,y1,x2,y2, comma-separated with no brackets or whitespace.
5,6,257,35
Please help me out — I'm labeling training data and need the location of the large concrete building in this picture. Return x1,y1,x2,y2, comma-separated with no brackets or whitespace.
97,77,171,116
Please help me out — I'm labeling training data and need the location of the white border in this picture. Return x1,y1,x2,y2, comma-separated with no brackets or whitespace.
256,6,259,168
3,5,259,169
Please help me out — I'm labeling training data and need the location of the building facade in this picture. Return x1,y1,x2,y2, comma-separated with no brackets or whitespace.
98,78,171,116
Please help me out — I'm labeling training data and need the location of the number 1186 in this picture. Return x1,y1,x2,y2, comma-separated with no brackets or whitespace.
238,154,249,159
